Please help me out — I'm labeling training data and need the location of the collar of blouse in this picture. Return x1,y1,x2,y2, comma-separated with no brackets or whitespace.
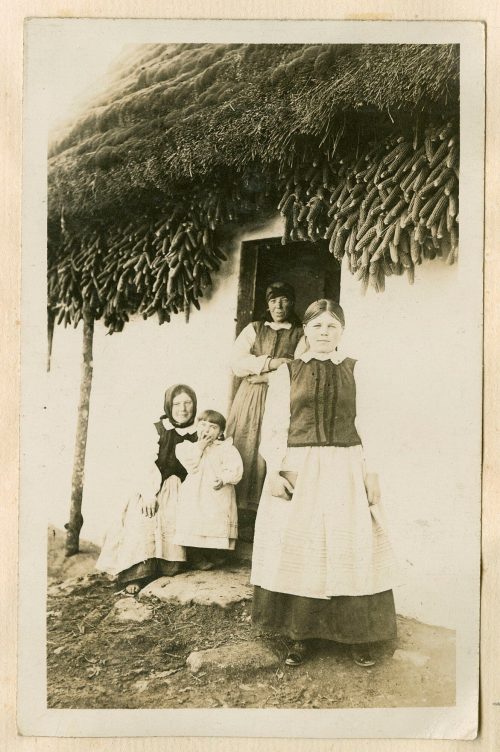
300,349,345,365
160,418,196,435
264,321,292,331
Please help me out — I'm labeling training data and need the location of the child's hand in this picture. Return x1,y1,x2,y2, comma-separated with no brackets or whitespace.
213,478,223,490
198,436,213,451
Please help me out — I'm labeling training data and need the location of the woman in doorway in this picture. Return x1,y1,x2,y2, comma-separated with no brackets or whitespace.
251,299,397,667
96,384,198,594
226,281,303,540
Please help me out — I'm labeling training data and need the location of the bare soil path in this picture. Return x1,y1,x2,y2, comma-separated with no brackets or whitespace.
47,527,455,709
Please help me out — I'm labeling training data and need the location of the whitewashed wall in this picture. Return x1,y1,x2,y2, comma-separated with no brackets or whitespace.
45,215,481,630
45,218,278,552
340,252,481,631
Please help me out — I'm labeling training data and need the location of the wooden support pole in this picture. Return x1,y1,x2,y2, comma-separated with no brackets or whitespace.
65,313,94,556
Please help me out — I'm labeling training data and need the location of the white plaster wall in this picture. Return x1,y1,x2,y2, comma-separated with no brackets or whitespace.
339,255,482,630
45,215,481,630
45,218,282,550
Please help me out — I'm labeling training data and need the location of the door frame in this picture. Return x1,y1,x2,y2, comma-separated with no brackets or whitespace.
234,239,260,338
230,236,341,402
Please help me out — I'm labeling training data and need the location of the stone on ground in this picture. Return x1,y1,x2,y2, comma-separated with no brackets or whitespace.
110,598,154,623
48,572,101,597
392,648,431,668
139,566,252,608
186,640,278,674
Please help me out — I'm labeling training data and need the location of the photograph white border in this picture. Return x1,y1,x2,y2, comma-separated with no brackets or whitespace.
18,17,484,740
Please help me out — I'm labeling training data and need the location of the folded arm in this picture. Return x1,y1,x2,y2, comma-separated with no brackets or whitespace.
230,323,270,377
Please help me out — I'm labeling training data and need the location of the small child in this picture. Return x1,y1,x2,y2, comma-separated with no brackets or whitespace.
174,410,243,569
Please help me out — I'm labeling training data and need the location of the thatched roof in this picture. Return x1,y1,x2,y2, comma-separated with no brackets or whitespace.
47,43,460,334
48,43,459,223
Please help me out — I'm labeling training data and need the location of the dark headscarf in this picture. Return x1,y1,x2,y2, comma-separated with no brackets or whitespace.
265,281,295,304
161,384,197,427
263,281,302,325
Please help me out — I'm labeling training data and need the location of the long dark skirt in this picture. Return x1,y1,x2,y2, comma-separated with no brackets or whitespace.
226,380,268,511
117,558,182,583
252,586,397,644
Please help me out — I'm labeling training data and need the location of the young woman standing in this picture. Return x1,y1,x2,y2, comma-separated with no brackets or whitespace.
251,300,397,666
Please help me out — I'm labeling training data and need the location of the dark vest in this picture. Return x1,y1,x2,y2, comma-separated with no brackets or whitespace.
287,358,362,447
154,422,197,484
251,320,303,360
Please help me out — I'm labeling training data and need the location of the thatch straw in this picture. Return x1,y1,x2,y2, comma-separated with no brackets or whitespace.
47,43,459,329
49,43,458,223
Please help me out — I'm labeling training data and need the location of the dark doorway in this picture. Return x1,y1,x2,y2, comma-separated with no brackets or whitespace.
231,236,341,553
235,237,341,336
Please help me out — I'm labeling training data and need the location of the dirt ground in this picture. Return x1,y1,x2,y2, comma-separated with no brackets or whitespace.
47,527,456,709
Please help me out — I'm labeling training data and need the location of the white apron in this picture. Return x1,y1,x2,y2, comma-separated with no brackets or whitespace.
95,475,187,576
251,444,395,599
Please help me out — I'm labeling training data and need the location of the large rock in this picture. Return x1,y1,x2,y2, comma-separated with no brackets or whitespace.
139,566,252,608
186,640,278,675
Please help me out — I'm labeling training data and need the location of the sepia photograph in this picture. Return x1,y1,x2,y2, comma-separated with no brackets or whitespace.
18,18,484,739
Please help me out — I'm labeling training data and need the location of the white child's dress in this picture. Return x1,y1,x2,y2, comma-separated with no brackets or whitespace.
174,439,243,550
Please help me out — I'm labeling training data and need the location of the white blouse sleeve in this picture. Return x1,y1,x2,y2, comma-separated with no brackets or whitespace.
175,441,204,474
258,363,291,475
230,323,270,377
294,334,307,359
218,440,244,486
354,360,379,475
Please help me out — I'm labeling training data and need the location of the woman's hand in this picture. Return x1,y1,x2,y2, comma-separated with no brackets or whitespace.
141,498,159,518
270,472,294,500
247,374,269,385
268,357,292,371
364,472,381,505
213,478,224,490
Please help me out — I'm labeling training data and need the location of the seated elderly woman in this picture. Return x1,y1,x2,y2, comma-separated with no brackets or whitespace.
226,281,304,540
96,384,198,594
251,299,397,667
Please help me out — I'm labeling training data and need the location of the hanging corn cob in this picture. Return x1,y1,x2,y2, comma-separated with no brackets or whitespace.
277,122,459,291
48,168,274,333
49,124,459,335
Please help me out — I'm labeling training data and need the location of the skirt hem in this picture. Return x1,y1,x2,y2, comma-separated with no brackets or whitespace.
251,585,397,644
174,535,236,550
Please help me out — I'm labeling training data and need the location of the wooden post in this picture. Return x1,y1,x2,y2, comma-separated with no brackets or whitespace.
47,308,55,373
65,313,94,556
